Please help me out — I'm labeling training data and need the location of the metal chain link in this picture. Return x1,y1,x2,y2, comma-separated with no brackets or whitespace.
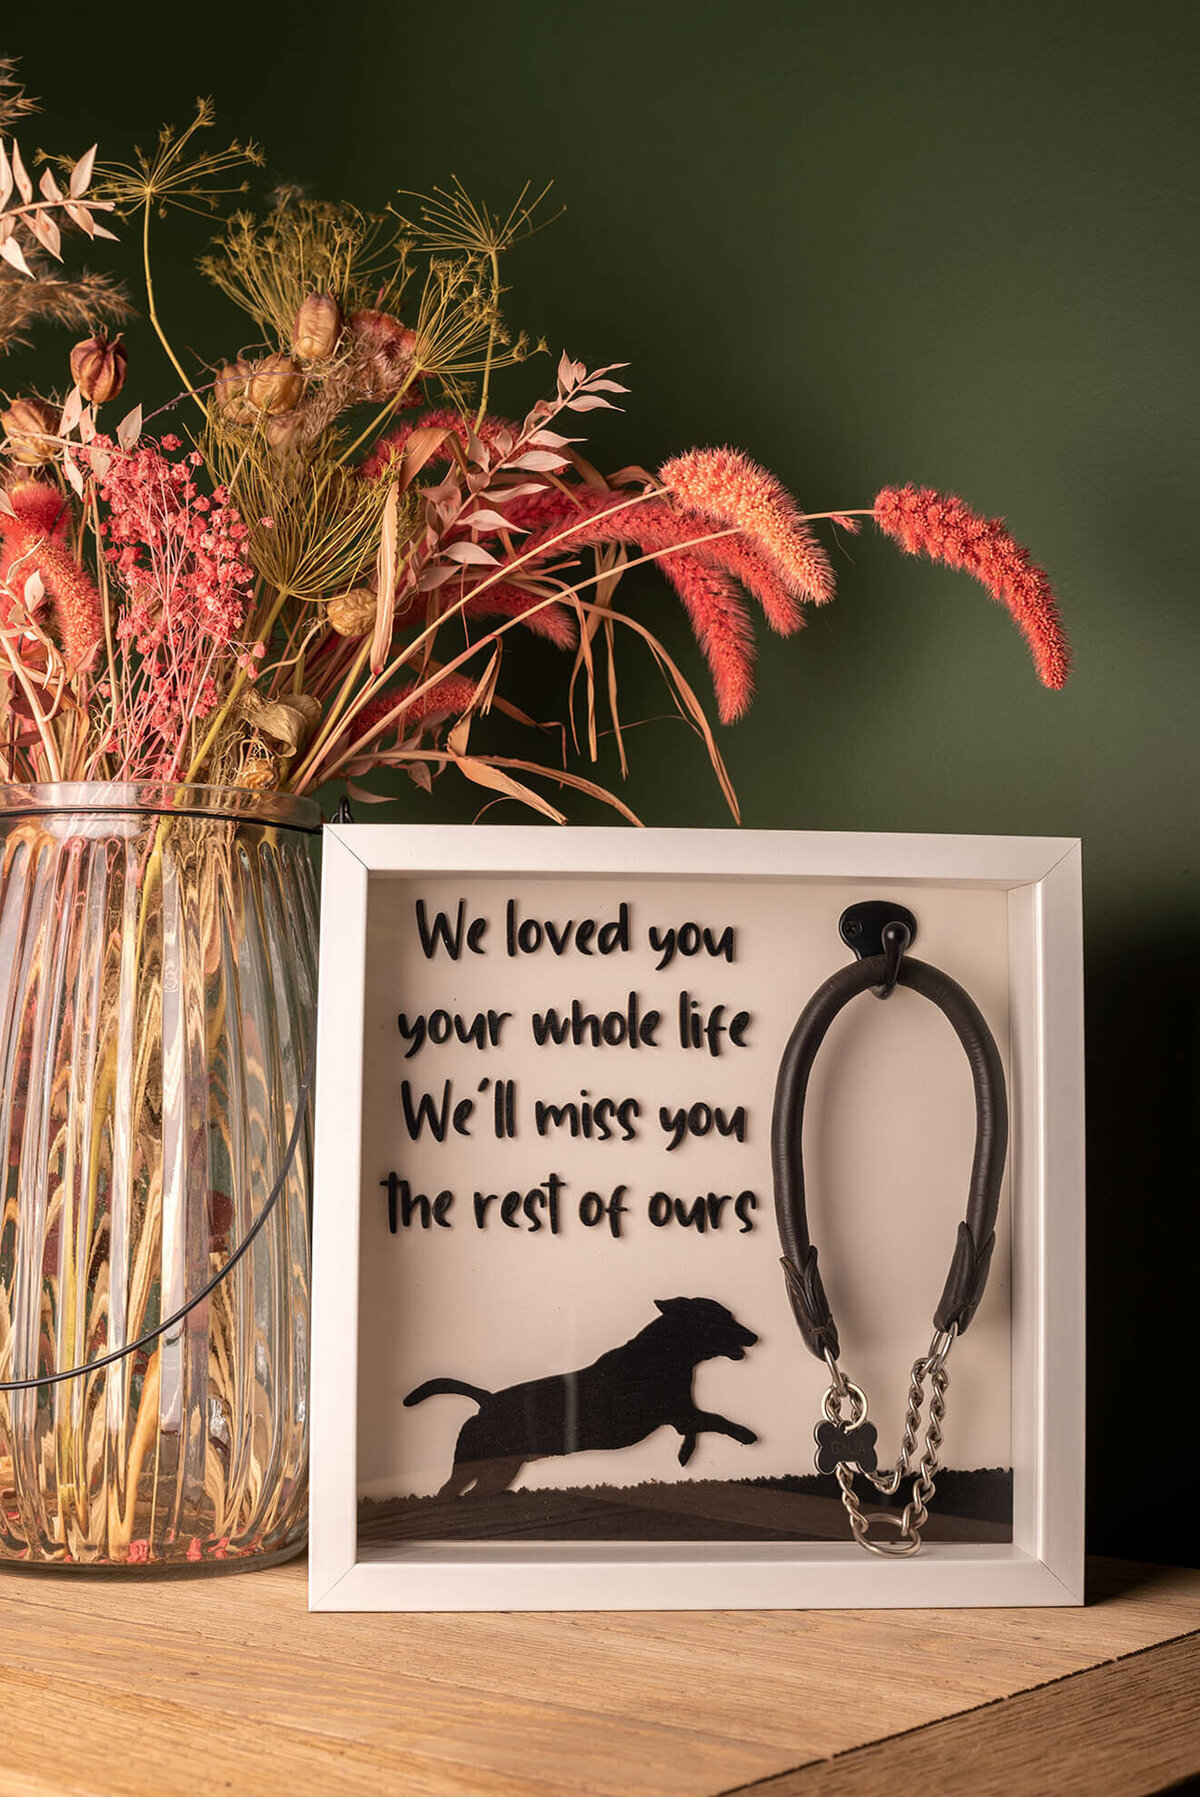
820,1326,956,1556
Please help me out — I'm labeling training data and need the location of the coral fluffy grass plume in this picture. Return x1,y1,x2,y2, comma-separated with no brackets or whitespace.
873,484,1070,690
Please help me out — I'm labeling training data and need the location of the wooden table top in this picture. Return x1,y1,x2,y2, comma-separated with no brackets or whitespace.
1,1555,1196,1795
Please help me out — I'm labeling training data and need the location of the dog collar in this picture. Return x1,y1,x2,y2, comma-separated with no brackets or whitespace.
771,900,1008,1556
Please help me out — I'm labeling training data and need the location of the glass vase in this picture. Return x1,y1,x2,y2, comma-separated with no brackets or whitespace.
0,782,319,1569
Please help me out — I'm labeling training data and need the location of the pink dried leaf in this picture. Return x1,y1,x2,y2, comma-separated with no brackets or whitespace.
494,430,515,457
10,140,32,204
454,754,566,825
63,455,85,500
0,143,12,209
340,779,386,804
90,219,119,241
68,146,97,199
462,508,527,533
527,429,578,450
443,539,500,566
29,209,61,260
38,166,63,204
478,482,549,503
511,450,570,472
116,404,142,451
0,234,34,277
23,570,45,609
422,473,460,510
63,201,95,239
0,488,16,519
583,378,630,393
58,386,83,436
396,426,453,492
566,395,618,413
416,563,461,592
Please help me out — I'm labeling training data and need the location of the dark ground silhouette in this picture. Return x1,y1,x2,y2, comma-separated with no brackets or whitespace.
359,1466,1012,1545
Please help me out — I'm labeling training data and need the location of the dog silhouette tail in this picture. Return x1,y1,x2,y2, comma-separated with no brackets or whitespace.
403,1377,490,1408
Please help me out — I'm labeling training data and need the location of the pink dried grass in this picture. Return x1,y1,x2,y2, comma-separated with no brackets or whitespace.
360,410,519,484
0,479,104,670
344,670,480,748
659,446,835,607
461,585,576,648
873,484,1070,689
516,489,796,722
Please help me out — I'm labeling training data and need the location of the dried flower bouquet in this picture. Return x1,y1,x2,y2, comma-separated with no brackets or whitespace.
1,87,1070,825
0,63,1073,1570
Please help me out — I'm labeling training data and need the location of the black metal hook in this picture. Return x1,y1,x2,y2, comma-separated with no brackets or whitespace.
839,900,917,999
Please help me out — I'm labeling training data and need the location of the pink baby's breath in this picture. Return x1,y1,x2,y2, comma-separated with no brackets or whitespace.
90,435,256,778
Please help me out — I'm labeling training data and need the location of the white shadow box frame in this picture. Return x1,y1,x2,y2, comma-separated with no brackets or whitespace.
309,826,1084,1612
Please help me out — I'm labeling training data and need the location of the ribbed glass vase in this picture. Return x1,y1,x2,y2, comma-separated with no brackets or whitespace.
0,783,318,1569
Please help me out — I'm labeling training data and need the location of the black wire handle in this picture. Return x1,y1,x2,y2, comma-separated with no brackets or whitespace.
0,1035,316,1394
771,902,1008,1364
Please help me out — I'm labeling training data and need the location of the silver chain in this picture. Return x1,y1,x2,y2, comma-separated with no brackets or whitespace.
821,1325,956,1556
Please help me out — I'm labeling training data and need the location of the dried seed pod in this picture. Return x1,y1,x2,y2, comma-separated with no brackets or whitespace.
293,292,342,362
240,687,322,754
346,309,417,401
247,352,304,416
69,333,127,406
213,358,254,420
235,757,277,790
1,398,59,465
325,587,378,637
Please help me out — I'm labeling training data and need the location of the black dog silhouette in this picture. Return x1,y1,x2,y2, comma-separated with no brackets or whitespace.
404,1296,759,1496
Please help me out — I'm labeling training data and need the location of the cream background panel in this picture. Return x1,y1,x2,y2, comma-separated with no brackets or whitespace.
355,874,1011,1501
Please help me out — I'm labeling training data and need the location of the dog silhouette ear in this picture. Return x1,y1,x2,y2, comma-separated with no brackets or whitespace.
654,1298,686,1315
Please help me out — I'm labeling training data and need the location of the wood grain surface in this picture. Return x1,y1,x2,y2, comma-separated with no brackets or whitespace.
726,1632,1200,1797
0,1556,1194,1796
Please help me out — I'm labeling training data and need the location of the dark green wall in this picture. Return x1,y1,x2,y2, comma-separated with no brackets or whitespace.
11,1,1197,1562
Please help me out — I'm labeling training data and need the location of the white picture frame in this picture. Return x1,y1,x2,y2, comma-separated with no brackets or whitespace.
308,826,1084,1611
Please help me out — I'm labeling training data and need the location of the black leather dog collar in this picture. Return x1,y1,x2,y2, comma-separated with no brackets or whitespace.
771,936,1008,1364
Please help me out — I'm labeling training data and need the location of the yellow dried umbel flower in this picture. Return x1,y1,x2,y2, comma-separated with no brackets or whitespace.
325,587,378,636
69,334,127,406
293,292,342,362
213,358,254,420
1,397,59,465
247,352,303,416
